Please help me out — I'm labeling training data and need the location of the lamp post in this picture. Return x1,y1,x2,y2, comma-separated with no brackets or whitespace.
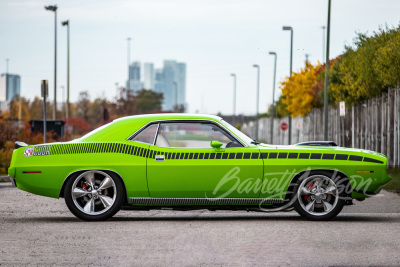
321,26,326,64
61,20,70,118
45,5,58,119
323,0,331,140
173,81,178,112
60,85,65,118
269,52,277,144
282,25,293,144
253,65,260,141
127,37,131,92
230,73,236,126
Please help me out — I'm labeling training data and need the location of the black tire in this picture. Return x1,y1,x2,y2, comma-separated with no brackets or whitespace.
64,170,124,221
293,172,346,221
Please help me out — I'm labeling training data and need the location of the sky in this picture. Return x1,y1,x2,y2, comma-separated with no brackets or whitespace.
1,0,400,115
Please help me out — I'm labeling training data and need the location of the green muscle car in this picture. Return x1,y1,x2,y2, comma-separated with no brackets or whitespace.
8,114,391,221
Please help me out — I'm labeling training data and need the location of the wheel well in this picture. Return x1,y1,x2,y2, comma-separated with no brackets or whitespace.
285,169,352,202
59,169,128,205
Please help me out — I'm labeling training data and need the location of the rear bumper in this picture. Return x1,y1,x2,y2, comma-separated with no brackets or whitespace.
9,176,17,187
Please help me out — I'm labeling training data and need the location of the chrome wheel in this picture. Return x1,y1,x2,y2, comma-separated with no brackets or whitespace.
71,170,117,216
297,175,339,216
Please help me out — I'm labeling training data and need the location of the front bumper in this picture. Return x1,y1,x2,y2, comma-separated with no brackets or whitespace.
9,176,17,187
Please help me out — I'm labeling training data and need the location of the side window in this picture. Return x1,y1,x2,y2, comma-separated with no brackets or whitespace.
155,122,242,148
132,124,158,144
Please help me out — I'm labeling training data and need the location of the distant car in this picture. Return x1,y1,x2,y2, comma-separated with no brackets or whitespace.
8,114,391,221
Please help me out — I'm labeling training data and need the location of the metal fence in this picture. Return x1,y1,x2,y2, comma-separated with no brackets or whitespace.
242,88,400,167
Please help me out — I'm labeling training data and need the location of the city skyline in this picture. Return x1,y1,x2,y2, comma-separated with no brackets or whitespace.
126,59,187,111
1,0,400,115
0,73,21,110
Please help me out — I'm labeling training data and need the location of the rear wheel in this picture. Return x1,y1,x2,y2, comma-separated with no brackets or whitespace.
64,170,124,221
294,174,345,221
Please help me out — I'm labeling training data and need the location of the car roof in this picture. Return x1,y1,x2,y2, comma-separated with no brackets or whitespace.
79,113,223,142
114,113,222,123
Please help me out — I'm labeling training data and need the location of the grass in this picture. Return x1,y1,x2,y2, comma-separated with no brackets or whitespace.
384,168,400,194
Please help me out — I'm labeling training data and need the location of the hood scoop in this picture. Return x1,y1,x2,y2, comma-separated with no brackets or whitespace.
294,141,338,147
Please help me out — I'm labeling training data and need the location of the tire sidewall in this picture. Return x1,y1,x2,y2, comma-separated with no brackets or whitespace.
64,170,124,221
293,172,346,221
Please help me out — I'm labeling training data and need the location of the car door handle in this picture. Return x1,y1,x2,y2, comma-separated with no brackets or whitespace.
155,155,165,161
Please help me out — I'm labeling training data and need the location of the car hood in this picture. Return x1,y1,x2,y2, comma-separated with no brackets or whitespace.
257,143,387,159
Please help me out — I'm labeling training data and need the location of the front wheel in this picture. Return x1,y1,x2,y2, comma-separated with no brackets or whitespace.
64,170,124,221
294,174,345,221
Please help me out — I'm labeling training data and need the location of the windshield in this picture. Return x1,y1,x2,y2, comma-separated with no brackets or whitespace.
220,119,254,146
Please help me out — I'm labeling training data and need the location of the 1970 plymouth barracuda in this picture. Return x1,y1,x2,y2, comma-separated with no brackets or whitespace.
8,114,391,221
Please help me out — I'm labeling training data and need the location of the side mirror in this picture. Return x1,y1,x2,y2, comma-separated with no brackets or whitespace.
210,140,223,149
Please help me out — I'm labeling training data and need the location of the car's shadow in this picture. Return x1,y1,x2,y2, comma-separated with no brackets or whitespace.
7,213,400,223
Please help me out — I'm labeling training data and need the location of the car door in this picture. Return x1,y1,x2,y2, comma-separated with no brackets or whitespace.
146,121,263,199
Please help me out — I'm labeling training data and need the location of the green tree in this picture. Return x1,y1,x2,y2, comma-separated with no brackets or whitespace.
135,89,163,114
76,91,91,122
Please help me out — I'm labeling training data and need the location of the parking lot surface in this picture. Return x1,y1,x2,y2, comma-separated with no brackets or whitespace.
1,182,400,266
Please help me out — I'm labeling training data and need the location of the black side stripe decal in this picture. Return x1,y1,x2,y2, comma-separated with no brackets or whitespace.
47,144,384,164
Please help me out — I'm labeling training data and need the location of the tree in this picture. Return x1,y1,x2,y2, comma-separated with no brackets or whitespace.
76,91,90,122
280,62,323,117
329,25,400,105
135,89,163,114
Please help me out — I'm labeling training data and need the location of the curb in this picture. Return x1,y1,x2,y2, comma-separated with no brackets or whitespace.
0,176,10,182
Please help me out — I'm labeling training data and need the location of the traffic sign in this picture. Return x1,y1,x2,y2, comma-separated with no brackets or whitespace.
41,80,48,98
339,101,345,116
280,122,288,131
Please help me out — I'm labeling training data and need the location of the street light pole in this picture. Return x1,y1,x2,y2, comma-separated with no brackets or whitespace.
253,65,260,141
324,0,331,140
230,73,236,126
60,85,65,118
127,37,131,92
45,5,58,120
321,26,326,64
61,20,70,118
269,52,277,144
283,26,293,144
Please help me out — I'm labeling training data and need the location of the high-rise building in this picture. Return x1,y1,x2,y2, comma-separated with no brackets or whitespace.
0,73,21,109
125,60,186,111
127,61,143,92
161,60,186,111
154,68,164,94
177,63,187,111
143,63,154,90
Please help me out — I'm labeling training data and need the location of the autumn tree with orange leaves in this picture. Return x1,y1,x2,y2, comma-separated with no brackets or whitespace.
279,62,324,117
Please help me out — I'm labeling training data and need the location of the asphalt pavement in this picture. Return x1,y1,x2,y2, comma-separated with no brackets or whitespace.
1,182,400,266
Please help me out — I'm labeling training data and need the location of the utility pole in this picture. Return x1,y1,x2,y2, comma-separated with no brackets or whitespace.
253,64,260,141
41,80,48,143
283,26,293,144
305,54,310,64
321,26,326,63
323,0,331,140
5,58,9,74
269,52,277,144
45,5,58,119
62,20,70,118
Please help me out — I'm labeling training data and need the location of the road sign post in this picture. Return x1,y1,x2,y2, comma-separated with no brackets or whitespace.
281,122,288,145
41,80,48,143
340,101,345,146
296,122,302,143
